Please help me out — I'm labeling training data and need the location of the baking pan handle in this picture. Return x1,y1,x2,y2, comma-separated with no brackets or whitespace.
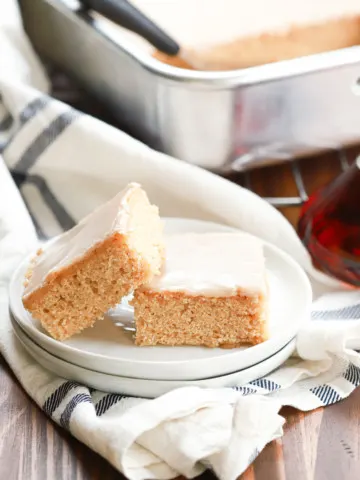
80,0,180,55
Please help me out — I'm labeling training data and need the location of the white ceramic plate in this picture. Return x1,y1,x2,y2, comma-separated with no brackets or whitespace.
10,218,311,380
12,316,296,398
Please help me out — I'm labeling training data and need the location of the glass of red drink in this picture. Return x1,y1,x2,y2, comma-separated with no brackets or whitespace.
298,157,360,286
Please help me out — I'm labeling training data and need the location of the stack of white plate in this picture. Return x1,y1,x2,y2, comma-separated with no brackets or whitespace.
9,219,312,398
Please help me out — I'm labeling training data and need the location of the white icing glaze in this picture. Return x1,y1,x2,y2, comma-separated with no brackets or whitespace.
128,0,360,49
146,233,266,296
24,183,141,297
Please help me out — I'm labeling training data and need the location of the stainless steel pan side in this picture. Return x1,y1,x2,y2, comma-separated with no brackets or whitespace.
21,0,360,170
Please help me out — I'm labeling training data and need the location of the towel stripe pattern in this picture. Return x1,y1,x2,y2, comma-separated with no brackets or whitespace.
3,94,78,238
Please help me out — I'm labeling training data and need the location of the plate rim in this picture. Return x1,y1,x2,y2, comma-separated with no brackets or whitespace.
11,312,296,381
11,315,296,390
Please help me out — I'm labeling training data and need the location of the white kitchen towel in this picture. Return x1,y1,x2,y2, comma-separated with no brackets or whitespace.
1,2,360,480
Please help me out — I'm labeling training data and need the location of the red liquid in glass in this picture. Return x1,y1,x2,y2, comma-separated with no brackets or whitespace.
298,161,360,286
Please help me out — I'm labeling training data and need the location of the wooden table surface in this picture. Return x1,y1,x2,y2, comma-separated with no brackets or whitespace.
2,79,360,479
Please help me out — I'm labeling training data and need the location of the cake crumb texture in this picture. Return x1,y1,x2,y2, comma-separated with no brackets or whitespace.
133,289,268,348
153,16,360,70
23,184,164,340
24,235,150,340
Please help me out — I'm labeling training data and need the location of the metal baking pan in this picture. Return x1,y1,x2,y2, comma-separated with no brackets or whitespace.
20,0,360,171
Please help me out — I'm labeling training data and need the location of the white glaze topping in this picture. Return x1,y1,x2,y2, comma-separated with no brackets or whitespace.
125,0,360,50
24,183,141,297
146,232,266,296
